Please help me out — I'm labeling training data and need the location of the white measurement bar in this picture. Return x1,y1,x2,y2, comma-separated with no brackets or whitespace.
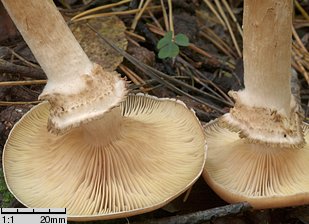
1,208,67,224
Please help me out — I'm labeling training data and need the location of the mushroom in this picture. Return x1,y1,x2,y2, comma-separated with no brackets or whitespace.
1,0,127,134
4,94,206,221
203,0,309,209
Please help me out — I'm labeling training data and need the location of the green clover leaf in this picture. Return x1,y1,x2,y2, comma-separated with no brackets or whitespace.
158,42,179,59
157,31,173,49
174,33,190,46
157,32,189,59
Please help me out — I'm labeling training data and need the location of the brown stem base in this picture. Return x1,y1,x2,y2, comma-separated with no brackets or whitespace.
221,91,305,148
39,64,127,134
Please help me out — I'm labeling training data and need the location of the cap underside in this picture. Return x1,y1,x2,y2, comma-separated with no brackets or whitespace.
203,119,309,209
3,95,206,221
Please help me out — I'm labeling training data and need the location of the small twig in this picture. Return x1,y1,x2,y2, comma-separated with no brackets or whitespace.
0,100,41,106
201,27,237,58
182,187,192,203
126,35,141,47
292,38,309,84
188,43,213,59
0,80,46,86
221,0,243,37
125,30,146,42
148,9,164,31
293,19,309,29
292,60,304,76
7,48,40,68
0,59,46,79
132,202,252,224
71,6,161,22
160,0,169,31
130,83,163,93
58,0,71,9
131,0,152,31
167,0,174,37
58,0,95,14
179,52,203,68
71,0,131,21
202,0,225,26
293,42,309,63
292,50,309,84
292,26,308,53
177,57,234,105
119,64,147,92
200,31,233,58
147,23,165,35
214,0,242,57
137,0,145,9
294,0,309,21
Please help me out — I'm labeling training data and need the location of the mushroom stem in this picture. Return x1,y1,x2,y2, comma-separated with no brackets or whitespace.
242,0,292,114
1,0,127,134
2,0,92,84
223,0,304,147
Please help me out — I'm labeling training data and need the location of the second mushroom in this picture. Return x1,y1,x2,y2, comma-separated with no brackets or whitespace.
203,0,309,209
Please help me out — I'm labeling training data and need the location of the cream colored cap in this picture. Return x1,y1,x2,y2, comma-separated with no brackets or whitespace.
3,94,206,221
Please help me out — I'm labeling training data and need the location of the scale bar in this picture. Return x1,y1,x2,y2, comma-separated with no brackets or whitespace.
1,208,66,214
1,211,67,214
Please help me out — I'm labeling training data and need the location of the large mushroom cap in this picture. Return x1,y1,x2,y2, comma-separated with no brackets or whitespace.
3,94,206,221
203,119,309,209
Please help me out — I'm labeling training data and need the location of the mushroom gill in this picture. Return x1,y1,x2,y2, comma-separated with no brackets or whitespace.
3,95,206,221
203,120,309,209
